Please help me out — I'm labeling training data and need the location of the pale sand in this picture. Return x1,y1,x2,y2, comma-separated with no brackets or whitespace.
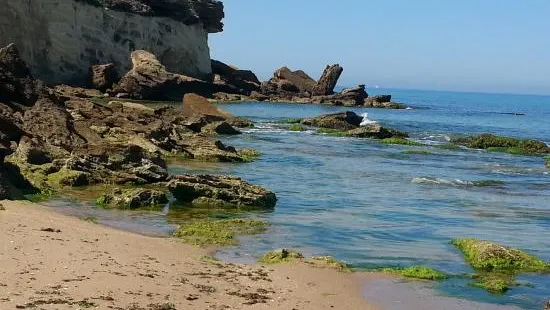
0,200,379,310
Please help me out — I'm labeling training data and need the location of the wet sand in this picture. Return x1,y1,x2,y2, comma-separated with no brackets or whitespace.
0,200,377,309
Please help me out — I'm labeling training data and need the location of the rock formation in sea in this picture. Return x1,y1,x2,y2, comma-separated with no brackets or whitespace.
0,0,224,85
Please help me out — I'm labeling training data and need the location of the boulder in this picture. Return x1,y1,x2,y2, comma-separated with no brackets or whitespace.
346,124,408,139
90,63,117,91
201,121,241,135
167,174,277,208
54,85,104,99
96,188,168,209
371,94,392,103
211,59,260,93
301,111,363,130
311,64,343,96
311,85,368,106
182,93,233,119
112,50,237,101
273,67,316,93
14,136,51,165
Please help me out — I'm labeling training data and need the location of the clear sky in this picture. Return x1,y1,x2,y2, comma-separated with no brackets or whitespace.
209,0,550,95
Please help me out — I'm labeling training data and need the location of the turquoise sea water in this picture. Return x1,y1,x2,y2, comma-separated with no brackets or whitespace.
48,89,550,309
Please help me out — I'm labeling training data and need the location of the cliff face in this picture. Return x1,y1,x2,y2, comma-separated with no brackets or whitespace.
0,0,224,85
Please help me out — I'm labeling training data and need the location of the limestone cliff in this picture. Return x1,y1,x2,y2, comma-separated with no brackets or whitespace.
0,0,224,85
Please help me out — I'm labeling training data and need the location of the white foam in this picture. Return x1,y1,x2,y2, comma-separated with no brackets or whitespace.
360,113,378,126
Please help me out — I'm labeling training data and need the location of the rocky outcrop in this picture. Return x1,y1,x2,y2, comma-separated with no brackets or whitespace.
167,174,277,208
311,85,369,106
260,67,317,98
0,0,223,85
112,50,238,100
300,111,408,139
212,59,260,93
311,64,343,96
96,188,169,209
0,44,260,200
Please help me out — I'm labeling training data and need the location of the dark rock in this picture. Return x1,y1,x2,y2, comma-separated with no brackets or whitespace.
372,94,392,103
201,121,241,135
312,85,368,106
301,111,363,130
0,43,49,106
346,124,408,139
167,174,277,208
22,98,85,151
97,188,168,209
311,64,343,96
260,67,317,98
249,91,269,101
544,299,550,310
90,63,117,91
14,136,51,165
211,59,260,93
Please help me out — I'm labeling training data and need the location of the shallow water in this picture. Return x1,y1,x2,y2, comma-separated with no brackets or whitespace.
46,89,550,310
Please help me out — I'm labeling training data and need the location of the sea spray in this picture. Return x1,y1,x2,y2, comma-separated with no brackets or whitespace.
359,113,377,126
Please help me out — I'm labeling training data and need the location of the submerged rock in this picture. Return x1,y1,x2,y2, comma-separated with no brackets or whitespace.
173,218,269,246
452,134,550,155
347,125,408,139
167,174,277,208
258,249,305,264
380,266,447,280
96,188,168,209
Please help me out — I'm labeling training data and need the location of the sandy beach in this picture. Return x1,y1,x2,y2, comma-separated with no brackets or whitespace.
0,200,378,310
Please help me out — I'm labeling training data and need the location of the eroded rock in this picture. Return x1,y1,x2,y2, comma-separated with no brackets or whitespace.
90,63,117,92
96,188,168,209
311,64,343,96
167,174,277,208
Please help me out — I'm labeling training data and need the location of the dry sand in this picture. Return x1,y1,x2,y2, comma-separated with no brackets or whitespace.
0,200,379,310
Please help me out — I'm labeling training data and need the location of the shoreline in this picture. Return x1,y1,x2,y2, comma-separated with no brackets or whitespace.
0,200,378,310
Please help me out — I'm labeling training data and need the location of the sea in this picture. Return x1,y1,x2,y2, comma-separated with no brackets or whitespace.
46,89,550,310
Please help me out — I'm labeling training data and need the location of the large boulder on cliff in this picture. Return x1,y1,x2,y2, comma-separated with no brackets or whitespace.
311,64,343,96
112,50,237,100
90,63,118,92
211,59,260,93
167,174,277,208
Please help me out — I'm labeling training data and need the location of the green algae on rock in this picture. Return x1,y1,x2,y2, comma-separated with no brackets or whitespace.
452,134,550,156
173,219,269,246
471,273,516,294
545,156,550,167
236,148,262,162
308,256,351,272
258,249,305,264
381,266,447,280
380,138,422,146
452,238,550,273
289,124,306,132
403,150,434,155
96,188,168,209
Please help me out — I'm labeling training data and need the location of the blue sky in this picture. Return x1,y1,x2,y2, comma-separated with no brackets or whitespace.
209,0,550,95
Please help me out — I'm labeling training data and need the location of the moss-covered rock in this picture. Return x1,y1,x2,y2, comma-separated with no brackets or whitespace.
452,134,550,156
545,156,550,168
381,266,447,280
96,188,168,209
289,124,306,132
380,138,422,146
47,168,91,187
237,148,262,162
258,249,305,264
404,150,434,155
308,256,351,272
471,273,516,294
173,218,269,246
452,238,549,273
